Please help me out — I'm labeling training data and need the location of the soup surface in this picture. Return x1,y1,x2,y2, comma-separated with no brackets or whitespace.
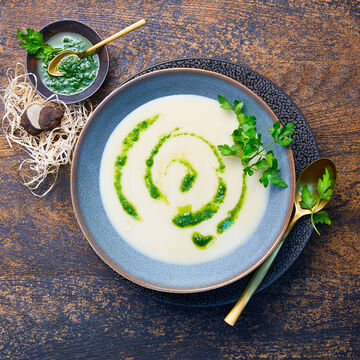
38,32,99,95
100,95,269,264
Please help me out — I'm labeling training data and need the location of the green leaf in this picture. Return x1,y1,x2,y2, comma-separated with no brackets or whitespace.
262,165,280,178
268,175,288,188
230,144,240,154
244,167,254,176
218,144,237,156
266,151,274,167
237,112,248,125
259,173,270,187
26,28,35,38
243,143,257,157
234,100,244,115
313,210,331,225
218,95,233,110
259,166,280,188
277,138,293,146
317,167,333,201
241,123,253,133
241,155,251,165
16,29,25,40
247,115,256,125
299,185,317,210
16,28,59,60
254,158,268,170
269,121,281,139
232,129,244,146
278,122,295,139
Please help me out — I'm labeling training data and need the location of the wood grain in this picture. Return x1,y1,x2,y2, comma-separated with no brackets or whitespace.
0,0,359,359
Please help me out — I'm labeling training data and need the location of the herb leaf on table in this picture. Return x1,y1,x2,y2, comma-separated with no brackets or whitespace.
16,28,61,63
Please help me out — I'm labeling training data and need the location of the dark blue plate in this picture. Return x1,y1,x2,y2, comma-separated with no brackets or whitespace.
71,68,295,293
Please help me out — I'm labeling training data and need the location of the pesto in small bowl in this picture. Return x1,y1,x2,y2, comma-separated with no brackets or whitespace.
26,20,109,104
38,32,99,96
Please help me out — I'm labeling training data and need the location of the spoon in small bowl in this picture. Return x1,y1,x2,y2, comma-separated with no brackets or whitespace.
48,19,146,76
224,158,337,326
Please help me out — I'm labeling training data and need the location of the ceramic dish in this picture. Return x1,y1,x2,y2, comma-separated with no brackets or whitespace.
26,19,109,104
71,68,295,293
93,59,319,306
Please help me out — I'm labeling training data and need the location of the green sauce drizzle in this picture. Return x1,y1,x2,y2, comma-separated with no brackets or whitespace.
112,110,250,249
144,131,175,202
192,232,215,248
166,158,198,192
144,129,227,228
217,172,247,234
145,130,225,201
172,177,226,227
114,114,159,220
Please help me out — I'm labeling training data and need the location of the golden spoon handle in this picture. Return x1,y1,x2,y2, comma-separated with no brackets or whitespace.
224,212,301,326
84,19,146,54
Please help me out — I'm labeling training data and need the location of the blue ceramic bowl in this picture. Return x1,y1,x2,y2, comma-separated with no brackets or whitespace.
71,69,295,293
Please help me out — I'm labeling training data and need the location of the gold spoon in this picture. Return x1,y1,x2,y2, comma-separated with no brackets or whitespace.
224,158,337,326
47,19,146,76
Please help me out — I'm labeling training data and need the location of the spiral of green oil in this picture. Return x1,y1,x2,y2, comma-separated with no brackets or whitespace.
114,115,247,248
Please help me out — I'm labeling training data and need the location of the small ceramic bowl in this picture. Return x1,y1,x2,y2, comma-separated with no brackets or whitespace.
26,19,109,104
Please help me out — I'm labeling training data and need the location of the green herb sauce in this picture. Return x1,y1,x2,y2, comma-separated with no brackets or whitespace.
145,131,225,202
192,232,215,248
112,112,247,246
38,32,99,95
58,54,81,76
172,177,226,227
166,158,198,192
143,129,227,227
144,131,175,202
217,172,247,234
114,115,159,220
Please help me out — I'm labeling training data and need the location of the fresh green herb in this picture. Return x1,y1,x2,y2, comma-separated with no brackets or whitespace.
217,95,295,188
299,168,333,235
16,28,61,63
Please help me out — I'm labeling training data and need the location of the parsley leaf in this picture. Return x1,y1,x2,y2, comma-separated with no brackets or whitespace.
317,168,333,200
218,144,238,156
299,167,334,235
216,95,294,189
218,95,233,111
268,175,288,188
299,185,317,210
234,100,244,115
16,28,61,62
314,211,331,225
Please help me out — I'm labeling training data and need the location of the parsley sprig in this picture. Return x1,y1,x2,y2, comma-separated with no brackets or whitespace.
16,28,61,63
299,167,333,235
217,95,295,188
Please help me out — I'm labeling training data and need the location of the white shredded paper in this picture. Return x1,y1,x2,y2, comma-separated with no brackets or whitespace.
1,63,93,197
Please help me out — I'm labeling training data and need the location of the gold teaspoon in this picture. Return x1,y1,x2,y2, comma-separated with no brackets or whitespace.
47,19,146,76
224,158,337,326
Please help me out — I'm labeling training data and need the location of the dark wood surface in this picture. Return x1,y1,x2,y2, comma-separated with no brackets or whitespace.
0,1,359,359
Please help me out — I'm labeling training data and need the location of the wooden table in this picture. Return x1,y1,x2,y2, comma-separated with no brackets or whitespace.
0,1,359,359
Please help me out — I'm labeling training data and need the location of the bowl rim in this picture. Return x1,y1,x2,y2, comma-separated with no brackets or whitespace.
71,67,296,293
25,19,109,104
